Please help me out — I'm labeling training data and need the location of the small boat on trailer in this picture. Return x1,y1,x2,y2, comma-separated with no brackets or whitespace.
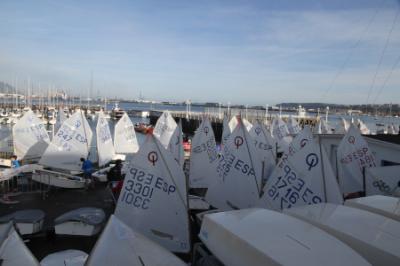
197,208,369,266
284,203,400,266
54,207,106,236
0,222,39,265
31,168,86,189
345,195,400,222
0,209,45,235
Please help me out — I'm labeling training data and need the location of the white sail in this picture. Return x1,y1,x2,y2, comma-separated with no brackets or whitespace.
55,108,67,133
167,119,184,167
114,113,139,154
242,118,253,132
0,223,39,265
13,109,50,160
86,215,186,266
337,124,376,194
342,117,350,132
271,117,292,150
115,134,190,253
287,116,301,135
96,111,115,166
39,110,93,172
357,119,370,135
205,116,263,210
259,127,342,211
365,165,400,196
285,126,314,157
248,121,276,185
314,118,331,134
189,117,219,188
221,115,232,148
153,111,177,149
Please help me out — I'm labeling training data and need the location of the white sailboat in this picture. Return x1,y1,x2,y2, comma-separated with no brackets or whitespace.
96,110,115,167
205,116,263,210
113,113,139,154
86,215,186,266
287,116,301,135
39,110,92,172
189,117,219,188
34,110,92,188
153,111,177,149
337,124,376,194
259,126,343,211
248,121,276,185
13,109,50,161
0,223,39,265
115,133,190,253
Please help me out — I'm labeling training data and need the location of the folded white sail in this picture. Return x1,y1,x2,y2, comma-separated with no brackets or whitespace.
114,113,139,154
206,116,263,210
259,126,342,211
337,124,376,194
115,134,190,253
0,223,39,265
86,215,186,266
13,109,50,160
248,121,276,185
167,119,184,167
153,111,177,149
39,110,93,172
271,117,292,150
287,116,301,135
96,111,115,166
189,117,219,188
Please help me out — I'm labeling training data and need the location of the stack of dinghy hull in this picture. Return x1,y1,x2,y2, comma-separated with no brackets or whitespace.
199,208,370,266
284,203,400,266
40,250,88,266
0,209,45,235
345,195,400,222
54,208,105,236
0,222,39,265
86,215,186,266
31,169,86,189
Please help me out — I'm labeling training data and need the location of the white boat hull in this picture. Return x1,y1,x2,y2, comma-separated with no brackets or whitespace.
32,170,86,189
16,220,44,235
55,221,101,236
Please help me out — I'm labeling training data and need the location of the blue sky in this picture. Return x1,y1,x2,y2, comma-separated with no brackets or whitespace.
0,0,399,105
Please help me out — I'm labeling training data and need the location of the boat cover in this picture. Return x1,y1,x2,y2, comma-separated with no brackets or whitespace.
54,208,105,226
0,209,45,223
